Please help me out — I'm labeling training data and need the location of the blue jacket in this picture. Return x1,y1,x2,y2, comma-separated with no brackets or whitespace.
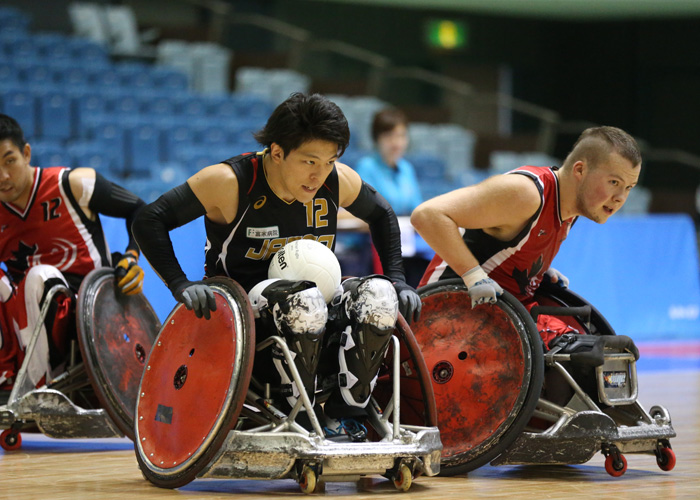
354,153,423,216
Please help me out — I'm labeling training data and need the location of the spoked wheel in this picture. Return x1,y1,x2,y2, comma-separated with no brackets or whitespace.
0,429,22,451
77,268,161,440
414,279,544,476
134,277,255,488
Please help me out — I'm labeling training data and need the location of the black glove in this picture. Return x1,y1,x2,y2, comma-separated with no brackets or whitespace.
393,280,421,324
172,281,217,320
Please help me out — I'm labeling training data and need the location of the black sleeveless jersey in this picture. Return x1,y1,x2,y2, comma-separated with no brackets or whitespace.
204,152,340,292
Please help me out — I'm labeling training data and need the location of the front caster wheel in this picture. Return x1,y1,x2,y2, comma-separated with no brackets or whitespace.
604,453,627,477
392,463,412,492
299,465,318,494
656,446,676,472
0,429,22,451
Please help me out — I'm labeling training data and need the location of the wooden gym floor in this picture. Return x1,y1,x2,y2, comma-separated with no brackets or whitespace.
1,344,698,500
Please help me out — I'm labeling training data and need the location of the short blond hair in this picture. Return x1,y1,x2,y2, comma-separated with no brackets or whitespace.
562,126,641,170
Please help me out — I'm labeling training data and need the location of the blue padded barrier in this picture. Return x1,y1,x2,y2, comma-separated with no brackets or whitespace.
552,214,700,341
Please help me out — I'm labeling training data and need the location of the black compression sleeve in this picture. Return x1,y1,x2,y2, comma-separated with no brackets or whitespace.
345,181,406,282
132,182,207,292
88,171,146,253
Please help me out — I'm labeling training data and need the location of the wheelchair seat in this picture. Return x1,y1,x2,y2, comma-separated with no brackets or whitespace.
0,268,160,450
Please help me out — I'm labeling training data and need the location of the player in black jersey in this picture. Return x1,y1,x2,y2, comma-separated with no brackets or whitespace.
134,93,421,439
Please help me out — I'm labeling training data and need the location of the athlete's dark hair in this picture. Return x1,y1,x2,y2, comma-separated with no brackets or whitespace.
253,93,350,157
371,107,408,142
563,126,641,170
0,114,27,150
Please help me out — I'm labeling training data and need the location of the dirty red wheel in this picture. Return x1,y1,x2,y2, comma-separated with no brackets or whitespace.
604,453,627,477
414,280,543,476
0,429,22,451
656,447,676,471
134,277,255,489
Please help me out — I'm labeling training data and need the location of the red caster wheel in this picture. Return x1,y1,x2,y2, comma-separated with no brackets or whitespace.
604,453,627,477
656,447,676,471
0,429,22,451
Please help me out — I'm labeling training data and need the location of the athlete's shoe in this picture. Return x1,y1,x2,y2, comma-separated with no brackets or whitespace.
323,416,367,442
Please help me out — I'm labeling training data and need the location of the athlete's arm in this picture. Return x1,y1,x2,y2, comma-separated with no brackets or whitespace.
411,173,541,277
337,163,421,322
68,168,145,255
133,163,238,290
133,163,239,317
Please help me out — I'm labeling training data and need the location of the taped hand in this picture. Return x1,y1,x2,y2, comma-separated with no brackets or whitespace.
174,281,217,320
544,267,569,288
114,250,144,295
393,280,421,323
461,266,504,308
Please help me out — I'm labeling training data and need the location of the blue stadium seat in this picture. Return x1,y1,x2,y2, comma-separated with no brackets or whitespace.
72,95,108,139
173,145,222,171
0,7,32,33
159,122,199,162
66,37,109,64
115,62,154,90
34,32,72,62
105,92,141,118
19,62,54,85
31,140,72,168
37,91,73,140
142,96,176,117
176,96,208,118
126,122,161,175
1,88,36,137
405,152,447,181
91,122,126,174
230,93,275,119
0,63,18,86
151,66,188,91
197,124,229,148
67,140,118,176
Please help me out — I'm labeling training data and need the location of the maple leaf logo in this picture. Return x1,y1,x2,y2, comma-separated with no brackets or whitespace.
511,255,544,296
6,241,38,280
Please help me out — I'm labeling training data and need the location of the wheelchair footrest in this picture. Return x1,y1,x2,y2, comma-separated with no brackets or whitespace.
11,388,122,439
198,427,442,481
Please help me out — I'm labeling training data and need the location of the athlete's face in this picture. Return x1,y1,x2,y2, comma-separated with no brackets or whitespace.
0,139,33,207
272,139,339,204
575,152,640,223
377,123,408,167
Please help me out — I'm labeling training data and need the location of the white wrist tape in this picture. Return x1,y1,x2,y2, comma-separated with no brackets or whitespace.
0,274,13,302
461,266,489,289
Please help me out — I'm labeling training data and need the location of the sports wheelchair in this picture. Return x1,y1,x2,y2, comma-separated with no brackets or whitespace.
0,268,159,450
412,278,676,477
134,277,441,494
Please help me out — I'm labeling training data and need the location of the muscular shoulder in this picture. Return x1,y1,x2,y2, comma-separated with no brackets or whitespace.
66,167,96,192
336,161,363,207
188,163,239,224
492,172,542,211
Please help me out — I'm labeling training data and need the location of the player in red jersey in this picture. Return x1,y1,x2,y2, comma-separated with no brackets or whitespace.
412,126,641,347
0,114,146,389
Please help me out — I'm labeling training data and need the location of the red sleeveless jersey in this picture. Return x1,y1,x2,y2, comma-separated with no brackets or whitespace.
0,167,110,287
420,166,577,303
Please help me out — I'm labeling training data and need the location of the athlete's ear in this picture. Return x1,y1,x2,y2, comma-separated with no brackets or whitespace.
572,160,586,179
269,143,285,164
23,143,31,163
